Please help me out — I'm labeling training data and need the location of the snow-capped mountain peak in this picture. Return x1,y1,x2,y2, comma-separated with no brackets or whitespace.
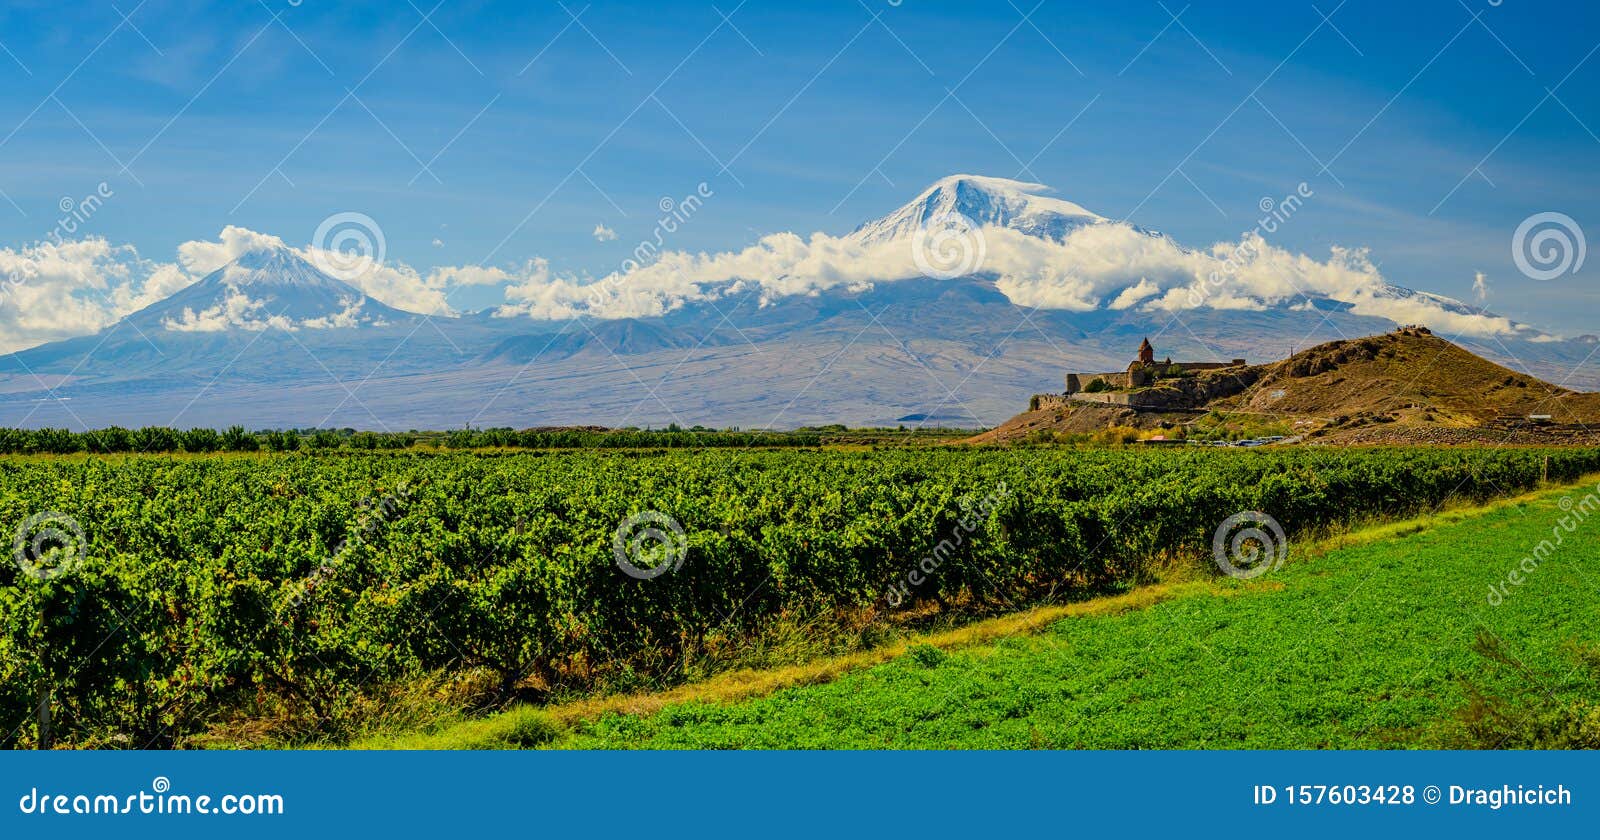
223,246,357,291
123,245,415,332
848,174,1111,244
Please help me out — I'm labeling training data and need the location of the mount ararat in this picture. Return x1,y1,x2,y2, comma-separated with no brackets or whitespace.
1,176,1592,430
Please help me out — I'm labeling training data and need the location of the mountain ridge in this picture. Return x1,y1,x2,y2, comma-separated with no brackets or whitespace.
0,175,1594,429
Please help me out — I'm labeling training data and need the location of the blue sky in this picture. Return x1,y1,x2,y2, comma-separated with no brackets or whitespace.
0,0,1595,332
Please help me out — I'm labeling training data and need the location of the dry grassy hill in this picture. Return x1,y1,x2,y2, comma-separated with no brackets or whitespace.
971,327,1600,445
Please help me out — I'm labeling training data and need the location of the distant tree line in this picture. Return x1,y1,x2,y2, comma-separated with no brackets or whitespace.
0,425,825,454
437,427,821,449
0,426,413,454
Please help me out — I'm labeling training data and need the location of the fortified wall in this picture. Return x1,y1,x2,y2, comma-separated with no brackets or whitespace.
1029,338,1255,413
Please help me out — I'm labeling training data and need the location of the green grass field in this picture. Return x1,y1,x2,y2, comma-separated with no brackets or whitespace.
545,482,1600,749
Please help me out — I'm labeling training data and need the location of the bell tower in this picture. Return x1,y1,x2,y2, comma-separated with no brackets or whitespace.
1137,337,1154,366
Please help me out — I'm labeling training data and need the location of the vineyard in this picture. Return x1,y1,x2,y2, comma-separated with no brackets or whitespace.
2,446,1598,748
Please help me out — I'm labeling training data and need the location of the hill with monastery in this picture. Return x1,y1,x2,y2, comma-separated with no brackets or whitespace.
972,327,1600,446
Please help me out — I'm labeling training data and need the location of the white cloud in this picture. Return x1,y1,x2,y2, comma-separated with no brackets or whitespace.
349,260,450,316
165,291,379,333
0,226,463,351
161,287,294,333
1108,277,1160,310
0,238,148,352
431,238,444,248
491,221,1541,340
592,224,618,242
426,264,514,288
177,225,287,276
0,218,1550,356
1473,271,1489,302
175,225,454,316
117,263,196,314
301,298,366,330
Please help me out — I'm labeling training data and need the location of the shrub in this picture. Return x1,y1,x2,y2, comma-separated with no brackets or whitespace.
1447,632,1600,749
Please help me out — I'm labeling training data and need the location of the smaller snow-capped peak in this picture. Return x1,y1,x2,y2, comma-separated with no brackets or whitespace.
849,174,1110,245
222,245,355,292
122,244,417,332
